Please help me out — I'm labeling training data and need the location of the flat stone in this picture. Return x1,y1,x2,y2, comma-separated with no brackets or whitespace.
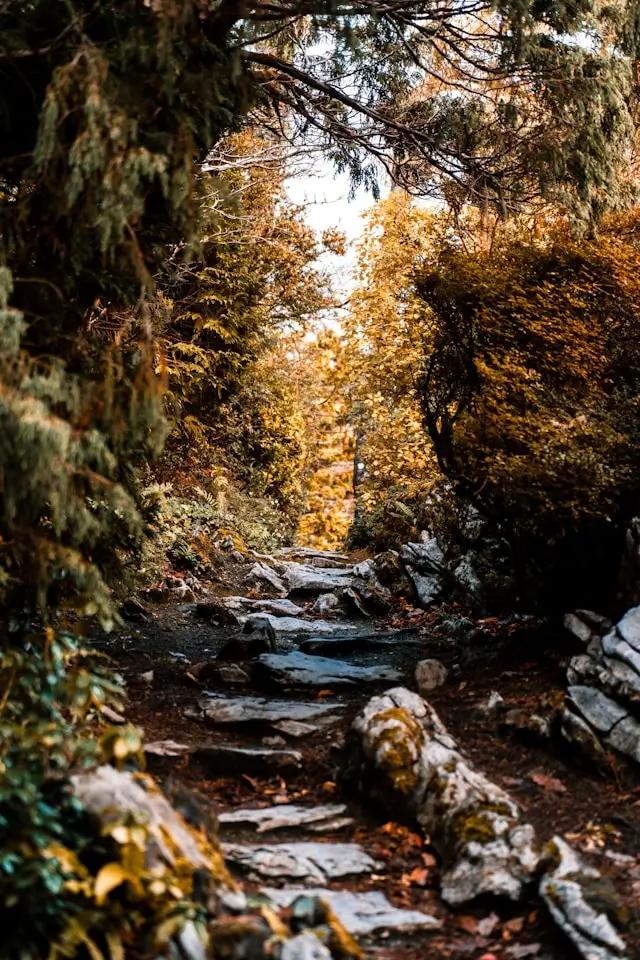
300,628,419,657
224,597,306,617
602,630,640,677
218,804,353,833
281,562,355,594
196,694,344,726
272,720,320,739
616,605,640,651
194,745,303,777
257,651,402,688
239,614,358,636
567,685,628,733
605,714,640,764
264,888,441,938
222,841,378,882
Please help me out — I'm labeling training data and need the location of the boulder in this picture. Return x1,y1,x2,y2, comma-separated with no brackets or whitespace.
349,687,539,904
71,764,232,890
415,659,449,694
400,540,444,607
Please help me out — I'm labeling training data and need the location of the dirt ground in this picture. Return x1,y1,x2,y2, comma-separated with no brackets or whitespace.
93,595,640,960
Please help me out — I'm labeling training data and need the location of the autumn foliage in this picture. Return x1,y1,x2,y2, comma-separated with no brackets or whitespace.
416,212,640,606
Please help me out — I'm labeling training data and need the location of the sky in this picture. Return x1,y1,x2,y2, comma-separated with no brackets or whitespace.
285,165,382,296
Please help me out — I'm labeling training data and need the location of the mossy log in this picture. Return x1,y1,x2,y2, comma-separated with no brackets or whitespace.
350,687,539,904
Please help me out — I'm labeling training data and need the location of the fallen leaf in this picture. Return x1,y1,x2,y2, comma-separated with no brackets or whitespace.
95,863,127,904
504,917,525,934
422,852,437,867
401,867,429,886
241,774,259,790
322,780,336,793
455,915,478,934
478,953,498,960
530,772,567,793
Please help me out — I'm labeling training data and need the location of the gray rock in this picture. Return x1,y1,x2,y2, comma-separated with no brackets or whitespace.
567,685,628,733
400,539,445,572
257,651,402,688
222,841,378,882
248,562,287,593
415,659,449,694
539,837,628,960
272,720,320,739
264,888,441,938
238,613,358,636
279,933,332,960
451,555,485,602
262,736,287,748
218,804,353,834
616,605,640,651
224,596,306,617
602,629,640,677
400,540,444,608
299,629,420,657
281,562,355,594
311,593,342,615
196,694,344,727
72,765,214,875
194,745,303,777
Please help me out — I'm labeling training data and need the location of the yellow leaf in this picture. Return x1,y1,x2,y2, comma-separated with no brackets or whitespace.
105,932,125,960
94,862,128,904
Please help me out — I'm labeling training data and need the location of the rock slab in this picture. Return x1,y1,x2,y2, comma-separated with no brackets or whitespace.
264,888,441,938
222,841,378,883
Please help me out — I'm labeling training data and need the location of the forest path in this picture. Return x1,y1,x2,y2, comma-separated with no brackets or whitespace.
96,548,640,960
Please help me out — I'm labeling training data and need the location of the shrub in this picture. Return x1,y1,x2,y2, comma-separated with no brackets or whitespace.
416,212,640,609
